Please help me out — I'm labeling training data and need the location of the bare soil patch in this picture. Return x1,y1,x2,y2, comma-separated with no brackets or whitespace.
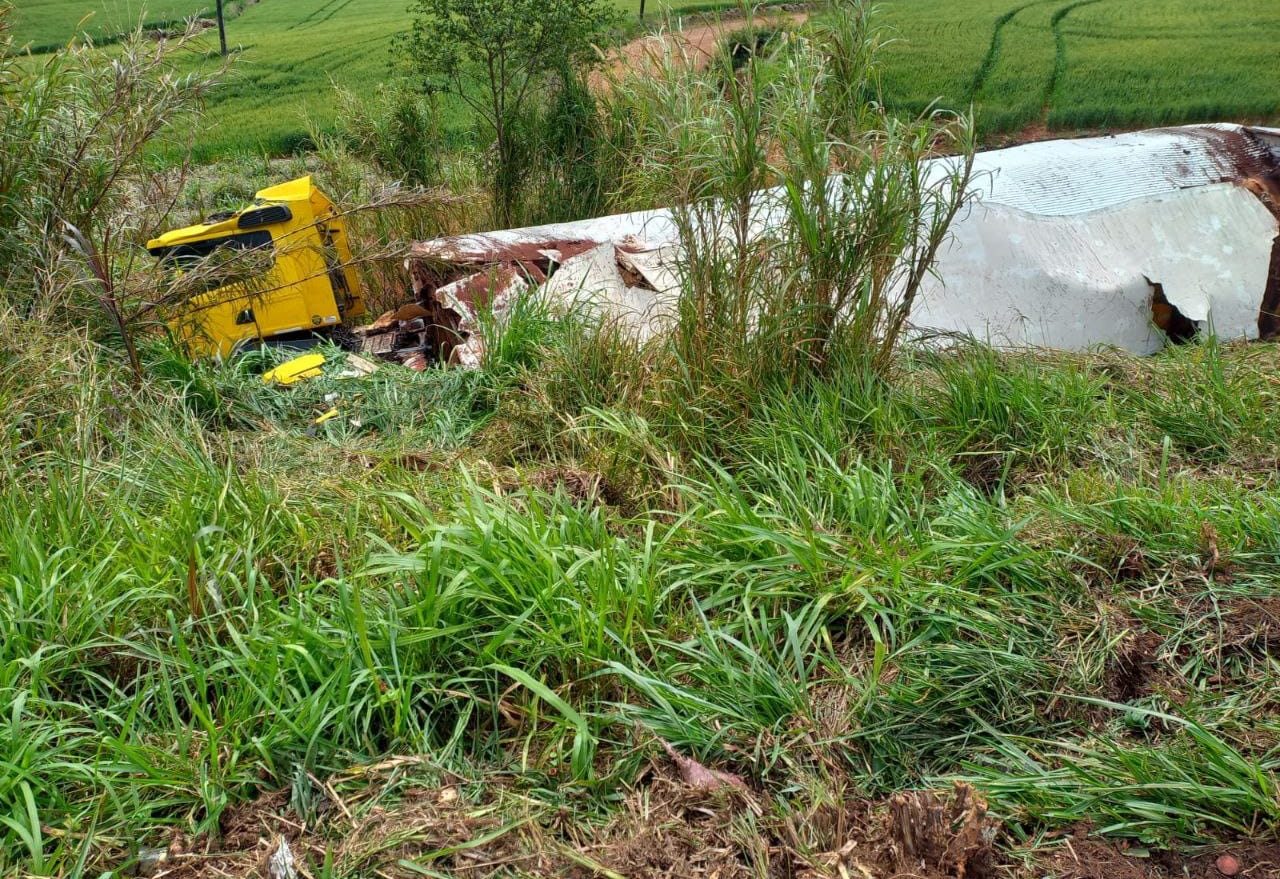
522,465,619,507
141,766,1007,879
132,762,1280,879
595,7,811,89
1178,593,1280,675
1040,836,1280,879
1104,624,1165,703
1221,597,1280,657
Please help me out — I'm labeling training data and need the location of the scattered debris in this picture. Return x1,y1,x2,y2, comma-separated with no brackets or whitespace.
382,125,1280,366
266,836,297,879
356,262,536,367
136,846,169,876
262,352,325,386
658,739,750,794
338,353,380,378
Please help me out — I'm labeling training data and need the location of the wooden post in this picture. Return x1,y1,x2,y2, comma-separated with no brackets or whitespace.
215,0,228,56
639,0,645,19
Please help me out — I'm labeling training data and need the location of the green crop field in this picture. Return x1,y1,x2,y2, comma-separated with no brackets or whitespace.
13,0,208,49
875,0,1280,134
10,0,1280,159
10,0,700,158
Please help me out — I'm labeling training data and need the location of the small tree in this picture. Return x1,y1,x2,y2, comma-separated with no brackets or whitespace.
399,0,615,224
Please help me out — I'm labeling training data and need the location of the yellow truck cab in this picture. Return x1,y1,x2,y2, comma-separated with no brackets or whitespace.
147,177,365,358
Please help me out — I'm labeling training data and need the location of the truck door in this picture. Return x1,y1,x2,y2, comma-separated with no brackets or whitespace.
318,223,353,312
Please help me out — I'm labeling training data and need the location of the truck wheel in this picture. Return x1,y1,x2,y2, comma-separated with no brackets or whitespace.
329,324,362,352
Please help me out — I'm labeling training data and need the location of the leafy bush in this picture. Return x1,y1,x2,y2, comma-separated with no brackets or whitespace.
328,82,443,188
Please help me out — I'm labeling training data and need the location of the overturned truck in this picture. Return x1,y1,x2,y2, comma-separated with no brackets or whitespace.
359,124,1280,364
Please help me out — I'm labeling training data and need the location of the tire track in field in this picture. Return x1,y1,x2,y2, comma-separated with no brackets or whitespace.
293,32,387,67
303,0,359,28
288,0,346,30
1041,0,1106,121
967,0,1055,100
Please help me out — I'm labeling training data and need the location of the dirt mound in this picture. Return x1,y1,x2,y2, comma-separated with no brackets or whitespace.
596,8,810,88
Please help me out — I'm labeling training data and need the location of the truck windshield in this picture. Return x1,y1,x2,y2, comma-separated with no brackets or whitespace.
149,230,274,270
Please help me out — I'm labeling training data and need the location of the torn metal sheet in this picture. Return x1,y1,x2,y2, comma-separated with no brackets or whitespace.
616,243,682,296
913,124,1280,352
534,242,676,340
400,124,1280,360
357,264,529,366
541,242,626,307
436,266,530,367
913,182,1279,353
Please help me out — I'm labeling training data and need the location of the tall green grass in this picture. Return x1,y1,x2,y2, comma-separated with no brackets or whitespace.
5,2,1280,873
6,320,1280,874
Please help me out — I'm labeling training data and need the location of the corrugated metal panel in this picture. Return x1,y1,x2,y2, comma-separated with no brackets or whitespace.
913,183,1278,353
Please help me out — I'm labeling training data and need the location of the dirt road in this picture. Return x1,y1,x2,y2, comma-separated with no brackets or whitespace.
596,8,810,87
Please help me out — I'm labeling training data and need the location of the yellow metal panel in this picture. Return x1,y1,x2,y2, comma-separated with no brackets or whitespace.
255,176,314,203
262,352,326,386
152,177,364,359
146,216,240,250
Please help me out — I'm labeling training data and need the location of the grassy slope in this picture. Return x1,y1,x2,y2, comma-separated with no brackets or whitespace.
4,2,1280,874
3,308,1280,874
12,0,1280,159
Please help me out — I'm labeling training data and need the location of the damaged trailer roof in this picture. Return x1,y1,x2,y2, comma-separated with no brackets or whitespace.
396,124,1280,361
915,124,1280,352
